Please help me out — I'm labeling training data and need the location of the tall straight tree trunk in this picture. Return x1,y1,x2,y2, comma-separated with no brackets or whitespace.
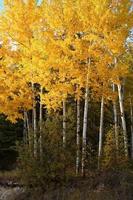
32,83,37,158
112,84,119,152
39,86,43,161
81,58,90,176
25,111,32,154
76,98,80,175
98,96,104,169
117,84,128,158
129,94,133,159
81,86,89,176
63,100,66,147
33,100,37,158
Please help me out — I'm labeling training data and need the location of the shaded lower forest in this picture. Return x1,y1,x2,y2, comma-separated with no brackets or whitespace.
0,99,133,188
0,115,23,170
1,101,133,200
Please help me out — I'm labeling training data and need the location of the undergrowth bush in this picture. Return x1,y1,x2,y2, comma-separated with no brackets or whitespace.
102,127,128,169
17,112,76,188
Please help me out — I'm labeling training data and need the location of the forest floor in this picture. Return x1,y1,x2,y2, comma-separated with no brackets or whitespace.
0,169,133,200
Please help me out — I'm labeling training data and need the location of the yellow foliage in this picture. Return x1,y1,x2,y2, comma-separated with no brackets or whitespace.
0,0,132,120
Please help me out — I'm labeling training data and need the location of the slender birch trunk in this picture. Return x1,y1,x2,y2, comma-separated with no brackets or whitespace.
63,100,66,148
32,83,37,158
25,111,32,154
39,86,43,130
76,98,80,175
81,86,89,176
117,84,128,158
39,86,43,161
33,101,37,158
81,58,90,176
112,84,119,152
98,96,104,169
129,95,133,159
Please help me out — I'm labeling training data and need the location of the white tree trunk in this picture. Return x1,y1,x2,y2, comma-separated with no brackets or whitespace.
129,95,133,159
117,84,128,157
81,59,90,176
33,102,37,158
112,84,119,152
81,86,89,176
76,99,80,175
39,86,43,131
63,100,66,147
25,111,32,153
98,96,104,169
39,86,43,161
32,83,37,158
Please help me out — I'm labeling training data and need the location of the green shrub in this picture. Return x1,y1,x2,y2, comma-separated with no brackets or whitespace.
102,127,126,169
17,112,76,188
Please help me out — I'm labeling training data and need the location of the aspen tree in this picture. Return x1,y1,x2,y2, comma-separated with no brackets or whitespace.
118,84,128,157
0,0,44,157
112,84,119,152
39,86,43,161
81,59,90,176
98,96,104,169
129,94,133,159
104,0,133,158
76,98,80,175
